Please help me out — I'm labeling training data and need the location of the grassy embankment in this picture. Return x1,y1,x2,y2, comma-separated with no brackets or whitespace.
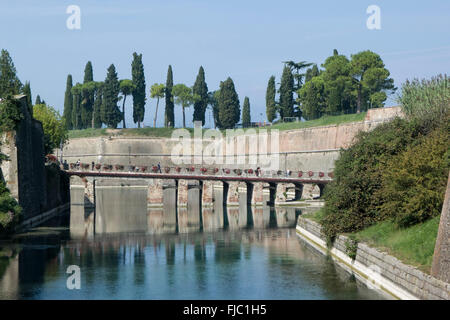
304,208,440,273
303,75,449,274
68,112,367,139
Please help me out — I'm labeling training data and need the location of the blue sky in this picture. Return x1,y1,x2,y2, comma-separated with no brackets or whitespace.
1,0,449,128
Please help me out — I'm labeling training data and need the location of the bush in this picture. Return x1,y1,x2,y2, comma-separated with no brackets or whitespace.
378,127,449,227
0,181,21,235
321,118,424,239
0,95,23,132
398,74,449,131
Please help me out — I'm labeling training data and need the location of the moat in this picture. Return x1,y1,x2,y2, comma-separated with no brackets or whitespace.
0,207,386,300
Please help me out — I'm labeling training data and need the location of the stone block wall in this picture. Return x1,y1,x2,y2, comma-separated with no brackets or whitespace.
297,217,450,300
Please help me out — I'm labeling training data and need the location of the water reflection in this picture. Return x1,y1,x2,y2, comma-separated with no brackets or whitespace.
0,227,386,300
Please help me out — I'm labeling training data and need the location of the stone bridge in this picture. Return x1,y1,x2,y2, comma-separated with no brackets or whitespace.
67,168,330,237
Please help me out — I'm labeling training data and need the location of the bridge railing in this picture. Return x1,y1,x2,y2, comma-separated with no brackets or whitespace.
65,162,333,180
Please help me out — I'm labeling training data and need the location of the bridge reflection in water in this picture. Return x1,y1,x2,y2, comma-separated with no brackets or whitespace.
69,175,324,237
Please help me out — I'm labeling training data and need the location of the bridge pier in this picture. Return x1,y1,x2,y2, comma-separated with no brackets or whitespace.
301,183,322,200
177,179,201,233
69,176,95,237
147,179,177,234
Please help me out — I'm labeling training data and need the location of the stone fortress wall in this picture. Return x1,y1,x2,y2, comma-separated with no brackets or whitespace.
61,106,403,173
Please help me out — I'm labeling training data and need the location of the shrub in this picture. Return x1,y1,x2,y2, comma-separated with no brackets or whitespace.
398,74,449,132
321,118,423,239
0,181,21,235
378,127,449,228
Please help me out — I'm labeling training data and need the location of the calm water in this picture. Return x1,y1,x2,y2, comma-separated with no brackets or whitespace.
0,211,386,300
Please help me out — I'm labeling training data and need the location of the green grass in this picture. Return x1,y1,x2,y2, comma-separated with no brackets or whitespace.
268,112,367,131
301,207,327,223
353,216,441,273
68,112,367,139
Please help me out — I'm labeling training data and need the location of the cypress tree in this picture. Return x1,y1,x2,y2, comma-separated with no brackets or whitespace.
131,53,146,128
22,81,33,115
0,49,22,98
101,64,121,128
242,96,251,127
265,76,276,122
35,95,42,105
93,82,103,128
71,83,82,129
164,65,174,127
63,75,73,129
192,66,209,126
279,66,294,119
217,77,240,129
81,61,94,128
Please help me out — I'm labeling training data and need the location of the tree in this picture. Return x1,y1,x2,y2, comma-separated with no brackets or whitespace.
265,76,276,122
22,81,33,115
0,49,22,98
242,96,251,127
63,75,73,129
33,104,68,154
92,81,103,128
321,53,355,115
164,65,174,127
101,64,121,128
208,90,221,129
279,66,294,119
119,79,135,128
172,84,198,128
0,95,23,132
131,52,146,128
218,77,240,129
35,95,42,105
150,83,165,128
282,60,313,91
81,61,94,128
71,83,82,129
298,76,326,120
192,66,209,126
305,65,320,83
350,50,395,113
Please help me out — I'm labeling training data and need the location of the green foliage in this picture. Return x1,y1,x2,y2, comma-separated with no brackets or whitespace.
131,53,146,128
279,66,294,119
354,216,440,273
265,76,276,122
345,235,358,260
92,81,103,128
208,90,221,129
0,180,21,234
33,104,68,154
35,95,42,105
298,76,326,120
192,66,209,126
63,75,73,130
71,83,82,129
217,77,240,129
321,118,424,239
22,81,32,115
165,65,174,128
350,50,395,113
150,83,165,128
119,79,135,128
0,95,23,132
242,96,251,127
378,127,449,228
397,74,449,131
101,64,122,128
305,64,320,83
172,84,199,128
0,49,22,98
80,62,95,129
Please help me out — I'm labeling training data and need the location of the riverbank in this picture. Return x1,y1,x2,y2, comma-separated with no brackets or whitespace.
296,216,449,300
